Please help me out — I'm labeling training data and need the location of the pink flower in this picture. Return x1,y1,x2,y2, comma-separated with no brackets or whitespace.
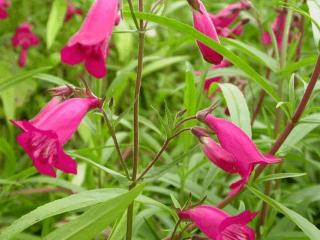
61,0,120,78
261,9,287,48
204,60,231,92
191,0,223,64
0,0,10,20
65,1,83,22
12,97,101,177
194,114,281,196
179,205,256,240
11,22,40,67
211,0,251,28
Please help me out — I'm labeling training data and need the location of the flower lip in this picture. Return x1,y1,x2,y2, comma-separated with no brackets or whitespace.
178,205,256,240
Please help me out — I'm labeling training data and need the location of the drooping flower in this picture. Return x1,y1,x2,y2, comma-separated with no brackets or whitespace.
210,0,251,28
12,96,101,177
61,0,120,78
179,205,256,240
193,114,281,196
189,0,223,64
11,22,40,67
65,1,83,22
261,9,287,48
0,0,10,20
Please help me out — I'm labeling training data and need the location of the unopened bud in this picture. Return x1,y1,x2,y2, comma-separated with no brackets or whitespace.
48,85,74,97
187,0,200,11
177,109,187,118
240,0,252,10
191,127,210,140
241,18,250,25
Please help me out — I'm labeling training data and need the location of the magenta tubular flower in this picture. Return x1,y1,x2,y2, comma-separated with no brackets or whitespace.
11,22,40,67
179,205,256,240
191,0,223,64
211,0,251,28
65,1,83,22
204,60,231,92
0,0,10,20
61,0,120,78
261,9,287,48
11,97,101,177
194,114,281,196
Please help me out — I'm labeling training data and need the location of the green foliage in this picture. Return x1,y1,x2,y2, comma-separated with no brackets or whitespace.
0,0,320,239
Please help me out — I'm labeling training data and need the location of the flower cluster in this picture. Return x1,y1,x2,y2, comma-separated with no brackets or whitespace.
12,0,120,176
175,107,280,239
11,22,40,67
7,1,287,239
179,4,282,235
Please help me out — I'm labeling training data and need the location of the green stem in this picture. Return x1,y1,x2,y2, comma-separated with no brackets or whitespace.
126,0,145,239
127,0,139,30
136,128,191,182
100,109,130,179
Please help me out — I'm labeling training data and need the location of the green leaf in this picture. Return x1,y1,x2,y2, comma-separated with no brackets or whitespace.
0,138,16,177
221,38,279,72
142,56,189,77
70,153,126,181
258,173,307,182
219,83,252,137
205,67,246,80
307,0,320,49
0,66,53,93
114,21,133,62
184,62,197,116
170,194,181,209
247,186,320,240
124,12,279,102
46,0,67,49
108,212,127,240
0,179,20,186
0,62,15,120
34,73,70,85
22,176,85,193
44,184,145,240
280,113,320,152
288,74,296,115
0,188,129,239
279,56,318,75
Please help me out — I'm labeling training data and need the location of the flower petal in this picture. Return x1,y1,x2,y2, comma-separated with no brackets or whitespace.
84,55,107,79
68,0,119,46
54,147,77,174
61,44,86,65
193,0,223,64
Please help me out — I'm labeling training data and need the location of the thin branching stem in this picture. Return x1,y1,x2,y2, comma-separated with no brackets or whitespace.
136,128,191,182
126,0,139,30
126,0,145,239
100,109,131,179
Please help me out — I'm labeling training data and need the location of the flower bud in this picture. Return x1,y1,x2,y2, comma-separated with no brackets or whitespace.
187,0,200,12
48,85,74,97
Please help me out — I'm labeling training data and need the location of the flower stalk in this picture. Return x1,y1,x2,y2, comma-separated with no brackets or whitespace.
126,0,145,239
